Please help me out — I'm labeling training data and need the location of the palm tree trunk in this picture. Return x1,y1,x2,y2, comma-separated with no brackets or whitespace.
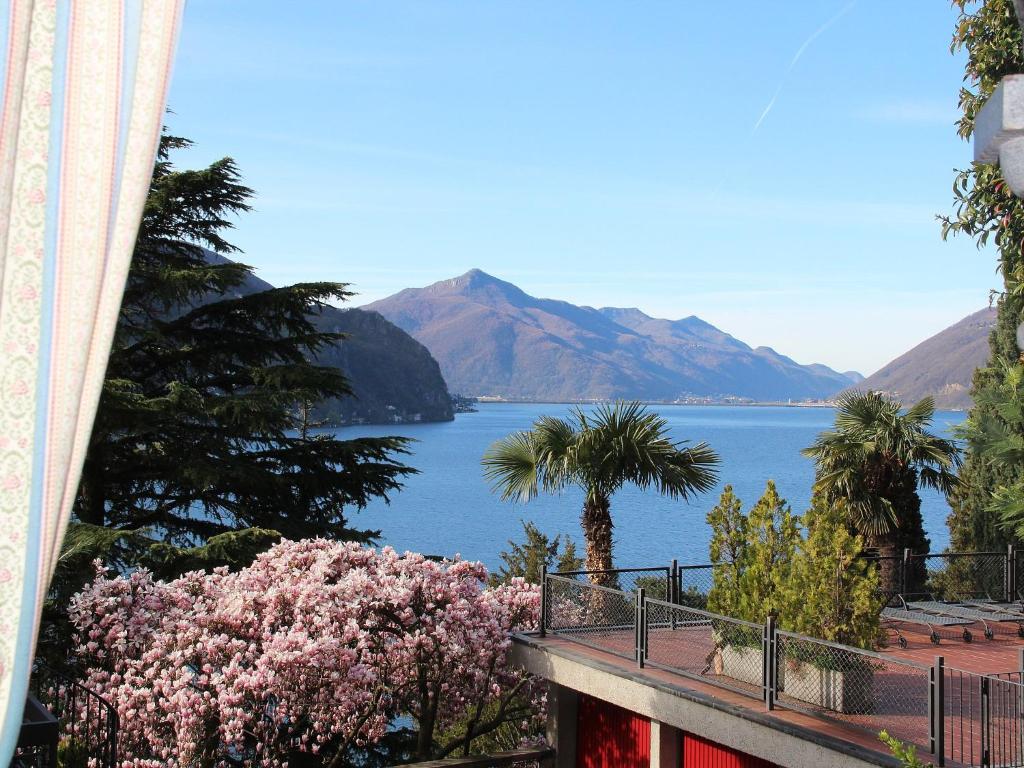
581,494,615,587
871,531,901,601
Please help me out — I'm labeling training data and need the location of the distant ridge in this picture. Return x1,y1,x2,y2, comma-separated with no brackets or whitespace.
203,251,454,424
844,307,996,410
364,269,860,402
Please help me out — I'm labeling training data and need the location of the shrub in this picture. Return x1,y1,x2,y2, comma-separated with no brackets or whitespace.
69,540,541,765
706,483,882,650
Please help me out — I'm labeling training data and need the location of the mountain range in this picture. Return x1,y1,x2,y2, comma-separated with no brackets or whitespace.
365,269,862,402
848,307,996,410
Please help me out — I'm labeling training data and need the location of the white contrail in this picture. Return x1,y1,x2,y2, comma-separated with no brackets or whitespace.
751,1,856,134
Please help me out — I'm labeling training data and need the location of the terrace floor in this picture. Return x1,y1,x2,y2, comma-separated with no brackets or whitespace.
885,621,1024,674
521,620,1024,768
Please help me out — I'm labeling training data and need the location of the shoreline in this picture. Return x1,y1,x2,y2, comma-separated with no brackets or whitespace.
470,399,967,411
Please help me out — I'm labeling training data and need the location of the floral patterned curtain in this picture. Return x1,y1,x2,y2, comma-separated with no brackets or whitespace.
0,1,185,759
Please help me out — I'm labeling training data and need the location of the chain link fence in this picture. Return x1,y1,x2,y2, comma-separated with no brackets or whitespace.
545,574,637,660
674,564,717,609
643,598,764,699
539,565,1024,767
554,567,670,600
913,553,1009,603
774,630,931,749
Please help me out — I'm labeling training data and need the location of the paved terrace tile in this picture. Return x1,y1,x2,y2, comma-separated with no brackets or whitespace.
884,623,1024,674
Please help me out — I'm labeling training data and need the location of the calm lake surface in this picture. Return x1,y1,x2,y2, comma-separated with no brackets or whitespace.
335,403,965,572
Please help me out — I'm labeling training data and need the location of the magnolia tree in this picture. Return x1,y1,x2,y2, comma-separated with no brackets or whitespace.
68,540,542,766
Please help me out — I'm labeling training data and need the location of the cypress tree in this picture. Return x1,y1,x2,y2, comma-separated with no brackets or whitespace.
74,133,414,544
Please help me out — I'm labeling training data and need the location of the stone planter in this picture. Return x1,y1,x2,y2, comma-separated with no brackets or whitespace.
711,632,875,715
714,643,764,687
777,658,875,714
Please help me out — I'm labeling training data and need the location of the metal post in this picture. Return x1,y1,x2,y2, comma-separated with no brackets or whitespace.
1010,544,1017,603
1019,649,1024,753
764,615,777,711
905,548,913,602
981,675,991,767
539,566,547,638
670,560,678,630
931,655,945,765
636,588,646,669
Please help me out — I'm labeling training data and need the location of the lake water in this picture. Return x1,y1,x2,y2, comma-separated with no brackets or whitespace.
336,403,965,572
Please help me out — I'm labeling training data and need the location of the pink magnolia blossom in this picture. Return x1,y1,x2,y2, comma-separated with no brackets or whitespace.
69,540,541,766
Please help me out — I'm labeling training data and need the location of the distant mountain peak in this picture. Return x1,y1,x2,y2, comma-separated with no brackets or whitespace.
599,306,654,322
424,268,525,299
365,271,859,402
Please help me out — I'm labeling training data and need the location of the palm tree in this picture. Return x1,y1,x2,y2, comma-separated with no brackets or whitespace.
483,401,720,581
802,391,961,594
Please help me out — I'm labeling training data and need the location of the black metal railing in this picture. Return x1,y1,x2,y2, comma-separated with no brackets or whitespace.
909,551,1011,603
941,664,1024,767
553,566,671,600
12,695,58,768
15,663,119,768
539,566,1024,768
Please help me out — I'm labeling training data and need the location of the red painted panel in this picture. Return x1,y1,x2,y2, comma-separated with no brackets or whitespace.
575,693,651,768
681,732,778,768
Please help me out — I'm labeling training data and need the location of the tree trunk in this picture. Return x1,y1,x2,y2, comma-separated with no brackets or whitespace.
415,666,437,760
871,529,901,602
77,454,105,527
580,494,615,587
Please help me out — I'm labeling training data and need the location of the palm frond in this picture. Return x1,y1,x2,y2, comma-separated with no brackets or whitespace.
483,431,550,502
805,390,961,537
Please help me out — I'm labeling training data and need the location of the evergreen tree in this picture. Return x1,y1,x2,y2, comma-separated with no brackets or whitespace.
705,485,747,618
943,0,1024,551
74,134,414,543
783,498,882,649
706,481,798,621
706,485,881,649
487,520,583,587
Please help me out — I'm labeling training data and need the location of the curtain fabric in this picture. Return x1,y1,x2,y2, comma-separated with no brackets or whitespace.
0,0,184,759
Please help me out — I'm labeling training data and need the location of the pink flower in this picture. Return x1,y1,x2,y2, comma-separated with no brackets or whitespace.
68,540,543,766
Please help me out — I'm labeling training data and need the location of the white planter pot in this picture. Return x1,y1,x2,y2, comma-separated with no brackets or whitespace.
778,658,874,714
714,643,764,688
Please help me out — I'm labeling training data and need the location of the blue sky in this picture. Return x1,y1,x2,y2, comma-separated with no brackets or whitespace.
167,2,996,376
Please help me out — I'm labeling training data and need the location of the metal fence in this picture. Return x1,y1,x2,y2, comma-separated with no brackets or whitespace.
911,552,1010,603
540,567,1024,768
941,664,1024,768
674,563,717,609
544,573,638,661
774,630,932,749
553,566,671,600
13,663,119,768
643,597,765,699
